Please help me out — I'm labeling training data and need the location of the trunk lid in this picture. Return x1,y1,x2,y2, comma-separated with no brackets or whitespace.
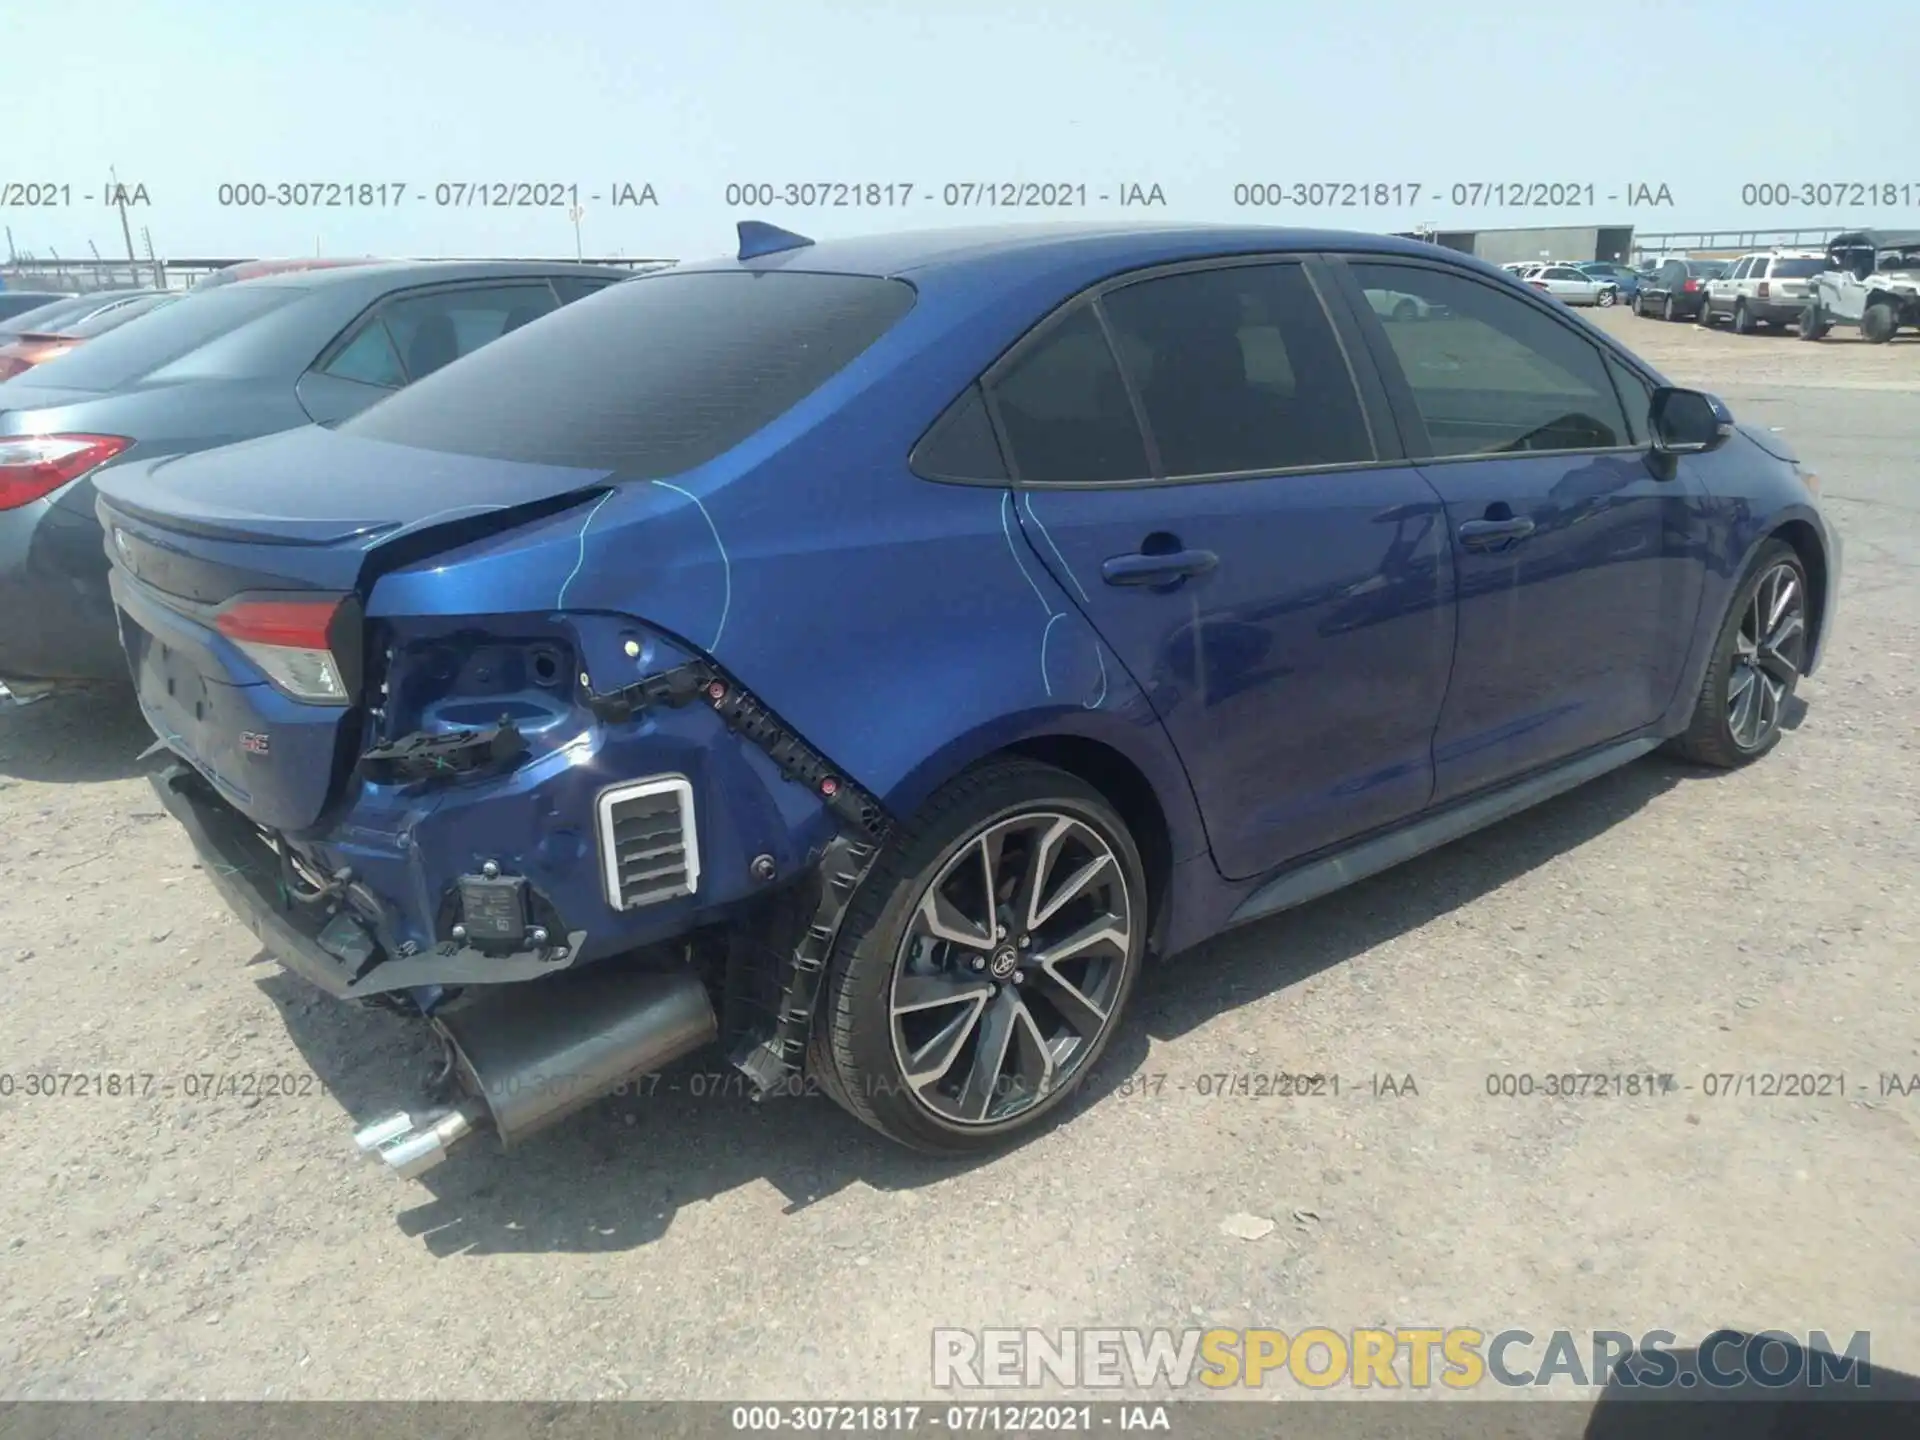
96,425,615,833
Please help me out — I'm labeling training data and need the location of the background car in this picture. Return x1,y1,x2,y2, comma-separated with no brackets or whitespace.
1525,264,1619,306
97,224,1836,1171
191,256,384,289
0,290,159,346
1698,251,1828,333
0,291,74,323
1366,287,1440,321
1577,261,1641,303
0,259,632,697
0,291,181,381
1634,258,1728,320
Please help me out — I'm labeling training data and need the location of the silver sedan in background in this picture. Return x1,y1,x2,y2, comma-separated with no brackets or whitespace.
1523,264,1619,306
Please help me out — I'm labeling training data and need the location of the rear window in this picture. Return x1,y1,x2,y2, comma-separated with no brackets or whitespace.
0,294,120,336
17,285,305,390
1685,261,1727,278
59,293,180,338
1768,258,1826,278
341,270,917,476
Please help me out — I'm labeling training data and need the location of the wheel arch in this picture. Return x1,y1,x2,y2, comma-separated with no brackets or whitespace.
1767,517,1832,674
879,709,1210,954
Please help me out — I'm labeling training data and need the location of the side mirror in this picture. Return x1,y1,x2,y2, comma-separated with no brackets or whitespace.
1649,387,1734,455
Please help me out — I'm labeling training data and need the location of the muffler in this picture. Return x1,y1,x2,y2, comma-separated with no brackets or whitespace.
354,963,717,1179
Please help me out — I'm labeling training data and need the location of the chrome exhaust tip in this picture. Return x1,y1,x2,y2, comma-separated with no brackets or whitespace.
349,965,718,1182
371,1104,485,1179
352,1111,418,1155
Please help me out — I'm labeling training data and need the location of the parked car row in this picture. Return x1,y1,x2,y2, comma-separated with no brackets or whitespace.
0,258,635,698
14,221,1836,1178
1627,232,1920,345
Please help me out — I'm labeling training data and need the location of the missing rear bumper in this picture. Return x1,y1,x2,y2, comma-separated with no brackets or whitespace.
150,759,590,1000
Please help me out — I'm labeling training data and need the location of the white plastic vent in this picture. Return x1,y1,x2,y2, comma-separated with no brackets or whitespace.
595,775,700,910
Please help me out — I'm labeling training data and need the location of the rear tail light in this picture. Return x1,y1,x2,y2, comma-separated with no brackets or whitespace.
1528,279,1548,288
1682,279,1699,292
214,595,353,705
0,433,133,510
1758,281,1771,298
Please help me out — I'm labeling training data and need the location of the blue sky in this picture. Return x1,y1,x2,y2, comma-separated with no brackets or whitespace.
6,0,1916,264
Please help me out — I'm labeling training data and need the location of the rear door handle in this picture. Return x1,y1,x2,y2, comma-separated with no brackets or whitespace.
1101,549,1219,586
1458,517,1536,552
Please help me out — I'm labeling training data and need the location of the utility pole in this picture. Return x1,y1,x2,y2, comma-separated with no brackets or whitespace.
568,203,585,261
111,165,137,272
4,226,15,264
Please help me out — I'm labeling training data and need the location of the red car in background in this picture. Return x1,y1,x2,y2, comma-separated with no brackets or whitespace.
0,291,180,382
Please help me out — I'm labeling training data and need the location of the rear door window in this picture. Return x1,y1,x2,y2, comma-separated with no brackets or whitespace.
322,320,407,388
550,275,621,305
985,303,1152,484
1097,261,1374,477
340,270,917,475
376,283,560,381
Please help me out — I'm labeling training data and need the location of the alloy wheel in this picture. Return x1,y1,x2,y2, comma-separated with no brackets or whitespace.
1727,562,1807,751
888,811,1133,1128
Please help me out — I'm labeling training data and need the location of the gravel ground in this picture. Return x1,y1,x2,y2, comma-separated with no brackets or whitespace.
1,306,1915,1403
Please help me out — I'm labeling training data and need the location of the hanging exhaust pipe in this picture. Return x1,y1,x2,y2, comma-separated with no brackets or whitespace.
355,963,718,1179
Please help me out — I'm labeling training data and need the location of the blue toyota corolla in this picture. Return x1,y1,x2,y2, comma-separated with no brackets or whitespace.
94,221,1840,1178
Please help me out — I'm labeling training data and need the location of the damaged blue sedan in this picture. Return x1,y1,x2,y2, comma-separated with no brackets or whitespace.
95,220,1839,1177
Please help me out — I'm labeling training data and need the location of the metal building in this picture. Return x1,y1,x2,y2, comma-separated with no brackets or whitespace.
1397,225,1636,266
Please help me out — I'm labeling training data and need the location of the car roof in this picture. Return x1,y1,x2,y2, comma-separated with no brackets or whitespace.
225,258,639,295
1828,230,1920,250
668,222,1485,290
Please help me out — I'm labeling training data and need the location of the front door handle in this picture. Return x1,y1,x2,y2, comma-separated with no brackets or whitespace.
1101,549,1219,587
1458,517,1536,552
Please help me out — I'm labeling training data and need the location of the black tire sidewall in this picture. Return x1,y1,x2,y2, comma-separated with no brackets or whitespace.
821,761,1148,1153
1693,541,1807,764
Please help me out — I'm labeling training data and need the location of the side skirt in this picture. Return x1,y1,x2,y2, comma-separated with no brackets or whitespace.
1227,735,1663,930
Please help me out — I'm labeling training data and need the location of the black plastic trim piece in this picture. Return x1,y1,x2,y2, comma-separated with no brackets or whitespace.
1228,735,1661,930
581,656,897,1095
358,717,526,785
581,657,891,843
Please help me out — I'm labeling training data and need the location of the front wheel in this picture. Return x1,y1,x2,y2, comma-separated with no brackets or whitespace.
1798,304,1830,341
1861,302,1899,344
809,759,1147,1154
1666,541,1810,769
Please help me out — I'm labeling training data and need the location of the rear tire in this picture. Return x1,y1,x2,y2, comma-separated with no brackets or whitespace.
1596,287,1617,307
1666,540,1809,769
1861,302,1898,344
1663,295,1678,321
809,759,1147,1155
1733,300,1755,334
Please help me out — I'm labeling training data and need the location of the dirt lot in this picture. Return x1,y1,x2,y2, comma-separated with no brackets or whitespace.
1,306,1916,1403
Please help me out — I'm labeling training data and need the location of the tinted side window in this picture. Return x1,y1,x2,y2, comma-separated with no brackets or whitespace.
323,320,406,388
1098,262,1373,477
551,275,617,305
1604,352,1654,446
911,385,1007,481
1349,262,1630,458
379,283,560,382
987,304,1151,484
